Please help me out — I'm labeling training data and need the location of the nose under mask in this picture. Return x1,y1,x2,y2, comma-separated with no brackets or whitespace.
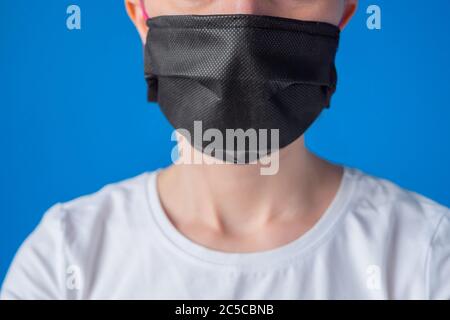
144,14,340,163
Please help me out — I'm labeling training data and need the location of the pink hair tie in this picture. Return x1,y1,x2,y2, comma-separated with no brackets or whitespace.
140,0,149,20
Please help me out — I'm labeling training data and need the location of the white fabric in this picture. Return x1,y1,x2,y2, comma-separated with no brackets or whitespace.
1,167,449,300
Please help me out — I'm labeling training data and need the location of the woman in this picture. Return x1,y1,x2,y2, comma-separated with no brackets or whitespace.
2,0,449,299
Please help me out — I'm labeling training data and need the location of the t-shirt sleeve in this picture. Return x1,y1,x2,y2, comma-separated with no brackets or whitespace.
427,210,450,300
1,204,67,300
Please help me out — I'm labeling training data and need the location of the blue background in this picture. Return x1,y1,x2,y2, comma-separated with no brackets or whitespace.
1,0,449,284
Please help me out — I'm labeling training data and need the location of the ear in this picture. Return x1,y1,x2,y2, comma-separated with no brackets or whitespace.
339,0,358,30
125,0,148,43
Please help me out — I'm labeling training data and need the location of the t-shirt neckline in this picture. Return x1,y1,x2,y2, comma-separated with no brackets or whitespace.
144,166,357,271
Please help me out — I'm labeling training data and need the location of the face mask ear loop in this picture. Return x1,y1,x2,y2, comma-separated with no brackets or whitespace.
140,0,150,20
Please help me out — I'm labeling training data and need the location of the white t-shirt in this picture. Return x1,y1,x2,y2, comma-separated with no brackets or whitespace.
1,167,449,300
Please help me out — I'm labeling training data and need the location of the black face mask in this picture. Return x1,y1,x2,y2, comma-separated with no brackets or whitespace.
144,14,340,163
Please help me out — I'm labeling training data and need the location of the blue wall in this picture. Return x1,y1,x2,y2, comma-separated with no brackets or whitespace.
1,0,449,284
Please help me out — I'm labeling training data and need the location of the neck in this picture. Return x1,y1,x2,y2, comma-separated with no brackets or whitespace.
158,137,343,236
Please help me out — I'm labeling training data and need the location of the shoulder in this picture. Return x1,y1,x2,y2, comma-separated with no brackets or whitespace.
57,171,153,233
342,167,450,299
22,171,153,247
345,168,450,288
346,167,449,231
0,171,156,299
